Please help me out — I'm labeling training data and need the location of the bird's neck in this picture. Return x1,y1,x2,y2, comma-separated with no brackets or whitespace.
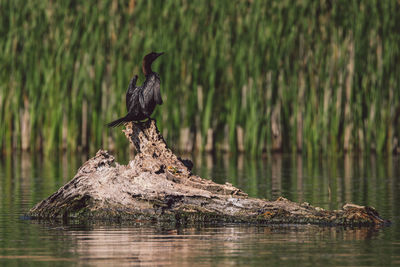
142,60,153,76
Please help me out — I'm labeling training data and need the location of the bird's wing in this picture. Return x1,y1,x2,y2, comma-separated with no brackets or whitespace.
139,89,146,110
128,88,140,117
139,74,163,112
153,77,163,105
144,75,163,105
139,75,154,110
126,75,138,111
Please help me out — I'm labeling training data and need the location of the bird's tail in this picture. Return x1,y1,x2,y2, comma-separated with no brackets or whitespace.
107,116,129,128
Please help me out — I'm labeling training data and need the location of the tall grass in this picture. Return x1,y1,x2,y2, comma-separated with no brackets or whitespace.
1,0,399,155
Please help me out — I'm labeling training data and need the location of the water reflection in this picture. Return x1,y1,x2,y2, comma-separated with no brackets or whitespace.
0,152,400,266
191,153,399,218
9,223,390,266
73,225,389,266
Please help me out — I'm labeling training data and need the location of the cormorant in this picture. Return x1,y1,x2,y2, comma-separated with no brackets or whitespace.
107,52,164,127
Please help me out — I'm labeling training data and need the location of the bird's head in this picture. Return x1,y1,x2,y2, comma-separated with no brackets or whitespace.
144,52,164,62
142,52,164,75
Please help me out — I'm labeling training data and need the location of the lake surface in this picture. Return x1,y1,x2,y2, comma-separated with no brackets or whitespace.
1,152,400,266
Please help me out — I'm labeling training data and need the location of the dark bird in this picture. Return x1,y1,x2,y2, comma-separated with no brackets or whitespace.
107,52,164,127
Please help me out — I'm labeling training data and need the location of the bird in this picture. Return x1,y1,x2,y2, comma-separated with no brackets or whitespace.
107,52,164,127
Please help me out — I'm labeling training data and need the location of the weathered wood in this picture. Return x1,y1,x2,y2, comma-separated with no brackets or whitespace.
27,120,389,226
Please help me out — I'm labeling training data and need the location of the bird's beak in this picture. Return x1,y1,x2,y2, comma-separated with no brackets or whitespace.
156,52,164,57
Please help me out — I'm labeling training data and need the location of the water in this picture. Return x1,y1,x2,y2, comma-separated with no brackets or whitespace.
1,152,400,266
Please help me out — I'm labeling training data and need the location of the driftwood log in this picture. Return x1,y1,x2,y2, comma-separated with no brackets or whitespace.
27,120,389,226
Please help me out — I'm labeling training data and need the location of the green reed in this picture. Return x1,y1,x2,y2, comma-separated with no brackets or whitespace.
1,0,399,155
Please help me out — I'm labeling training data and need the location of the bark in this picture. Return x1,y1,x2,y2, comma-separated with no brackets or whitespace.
27,120,389,227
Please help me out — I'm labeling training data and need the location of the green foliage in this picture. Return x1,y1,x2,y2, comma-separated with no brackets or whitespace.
1,0,399,154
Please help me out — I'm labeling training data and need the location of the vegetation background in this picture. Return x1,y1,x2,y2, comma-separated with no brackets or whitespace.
1,0,399,155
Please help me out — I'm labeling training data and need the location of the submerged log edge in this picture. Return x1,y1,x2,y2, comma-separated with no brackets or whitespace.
27,119,390,227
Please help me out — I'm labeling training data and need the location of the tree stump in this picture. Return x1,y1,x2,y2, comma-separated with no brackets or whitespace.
27,120,389,226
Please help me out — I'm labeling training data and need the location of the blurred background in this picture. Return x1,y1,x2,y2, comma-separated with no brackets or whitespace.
1,0,400,155
1,2,400,265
